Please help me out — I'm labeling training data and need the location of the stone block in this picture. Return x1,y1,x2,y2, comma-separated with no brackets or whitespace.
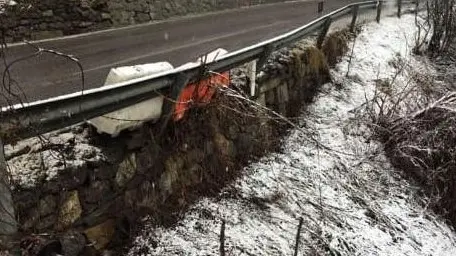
82,180,112,204
260,78,282,93
214,132,236,158
277,84,289,103
55,190,82,231
115,153,137,187
60,231,86,256
101,12,111,20
84,219,116,250
38,195,57,217
135,12,151,23
36,214,57,231
31,30,63,41
257,93,266,106
42,10,54,17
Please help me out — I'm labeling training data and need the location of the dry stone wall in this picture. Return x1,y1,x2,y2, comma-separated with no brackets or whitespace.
0,0,290,42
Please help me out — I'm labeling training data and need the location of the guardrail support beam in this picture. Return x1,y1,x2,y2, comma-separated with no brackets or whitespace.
256,44,274,73
376,1,382,23
158,73,190,135
350,5,359,33
0,1,382,142
317,1,324,16
317,17,332,49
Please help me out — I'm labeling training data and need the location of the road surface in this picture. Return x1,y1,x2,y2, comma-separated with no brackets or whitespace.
0,0,356,105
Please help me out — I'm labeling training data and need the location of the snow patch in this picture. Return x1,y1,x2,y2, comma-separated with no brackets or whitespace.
5,128,103,189
129,15,456,256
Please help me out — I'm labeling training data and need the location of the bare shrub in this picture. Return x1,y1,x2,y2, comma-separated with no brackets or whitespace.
321,30,351,67
359,50,456,226
415,0,456,55
384,93,456,226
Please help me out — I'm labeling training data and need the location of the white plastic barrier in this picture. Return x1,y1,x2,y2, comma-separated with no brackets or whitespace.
178,48,228,69
88,49,229,137
88,62,173,137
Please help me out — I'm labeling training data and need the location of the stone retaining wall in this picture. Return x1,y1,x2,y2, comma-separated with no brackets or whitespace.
6,31,349,255
0,0,290,42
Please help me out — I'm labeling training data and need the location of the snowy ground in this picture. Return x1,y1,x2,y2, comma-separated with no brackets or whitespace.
5,127,103,189
128,15,456,256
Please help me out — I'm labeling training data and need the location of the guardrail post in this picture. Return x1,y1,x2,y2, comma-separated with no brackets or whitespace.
158,73,190,135
317,1,324,16
256,44,274,73
317,17,332,49
350,5,359,33
246,60,257,98
397,0,402,18
376,1,382,23
0,138,17,249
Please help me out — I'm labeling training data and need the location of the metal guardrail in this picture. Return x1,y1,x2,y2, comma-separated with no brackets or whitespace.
0,0,415,144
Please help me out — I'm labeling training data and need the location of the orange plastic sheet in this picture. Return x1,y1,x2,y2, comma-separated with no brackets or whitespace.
173,72,230,121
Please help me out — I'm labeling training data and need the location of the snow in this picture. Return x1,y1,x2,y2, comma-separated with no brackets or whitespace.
128,14,456,256
5,128,104,189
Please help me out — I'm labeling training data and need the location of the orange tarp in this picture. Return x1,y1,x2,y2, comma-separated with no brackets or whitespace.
173,72,230,121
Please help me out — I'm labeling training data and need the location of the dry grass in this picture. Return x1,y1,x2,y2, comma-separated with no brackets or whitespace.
383,93,456,226
321,30,351,67
360,52,456,227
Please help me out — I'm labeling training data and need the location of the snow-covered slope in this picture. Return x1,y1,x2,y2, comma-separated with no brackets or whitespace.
128,15,456,256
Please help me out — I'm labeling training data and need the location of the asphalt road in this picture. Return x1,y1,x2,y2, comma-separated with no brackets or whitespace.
0,0,356,105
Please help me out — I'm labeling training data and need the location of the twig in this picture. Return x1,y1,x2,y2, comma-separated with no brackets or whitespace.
345,35,357,77
219,219,226,256
293,217,304,256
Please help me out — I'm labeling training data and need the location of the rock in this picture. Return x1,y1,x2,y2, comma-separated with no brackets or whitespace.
160,166,179,200
78,21,94,27
82,180,112,204
14,190,39,214
213,133,236,157
54,132,76,144
43,166,88,193
236,133,254,155
22,208,39,230
164,155,184,173
111,10,134,25
135,12,151,23
115,153,137,187
149,11,157,20
42,10,54,17
137,180,157,208
185,149,205,164
38,195,57,217
60,231,87,256
101,13,111,20
31,30,63,40
84,219,116,251
5,143,31,160
227,125,240,140
19,19,30,25
55,191,82,231
204,141,214,155
48,22,65,29
92,166,116,180
36,214,57,231
124,189,137,208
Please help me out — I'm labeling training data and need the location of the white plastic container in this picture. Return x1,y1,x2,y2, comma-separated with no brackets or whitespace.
88,62,173,137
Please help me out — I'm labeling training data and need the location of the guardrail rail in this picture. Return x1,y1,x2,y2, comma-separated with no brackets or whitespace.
0,0,417,144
